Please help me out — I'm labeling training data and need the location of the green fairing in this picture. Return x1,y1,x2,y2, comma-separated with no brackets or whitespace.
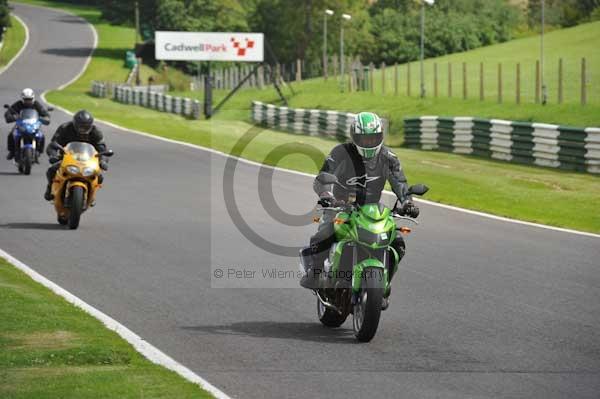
330,204,397,294
352,259,388,294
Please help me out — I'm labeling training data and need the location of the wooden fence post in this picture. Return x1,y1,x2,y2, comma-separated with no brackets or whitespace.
558,58,563,104
407,63,412,96
497,63,503,103
347,56,353,92
479,62,484,101
448,62,452,98
296,59,302,82
581,57,587,105
394,63,398,96
516,63,521,104
369,62,375,94
381,62,386,94
332,54,338,78
434,63,438,98
462,62,467,100
257,65,264,89
535,60,540,103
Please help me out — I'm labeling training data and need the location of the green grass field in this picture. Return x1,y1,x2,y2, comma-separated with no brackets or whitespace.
0,15,27,69
0,257,213,398
366,20,600,106
14,0,600,233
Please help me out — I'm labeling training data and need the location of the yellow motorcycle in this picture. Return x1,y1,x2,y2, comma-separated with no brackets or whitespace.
50,141,113,229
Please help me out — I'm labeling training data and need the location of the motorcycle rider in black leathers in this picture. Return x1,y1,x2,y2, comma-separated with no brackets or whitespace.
5,88,50,161
44,110,109,201
300,112,419,309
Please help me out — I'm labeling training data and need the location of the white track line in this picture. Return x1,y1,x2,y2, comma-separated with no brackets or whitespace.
0,13,29,76
6,5,232,398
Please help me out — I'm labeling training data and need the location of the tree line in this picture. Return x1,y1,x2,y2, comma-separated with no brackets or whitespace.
39,0,600,68
0,0,10,42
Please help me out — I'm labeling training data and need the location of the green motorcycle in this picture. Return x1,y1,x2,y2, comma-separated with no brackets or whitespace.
304,172,429,342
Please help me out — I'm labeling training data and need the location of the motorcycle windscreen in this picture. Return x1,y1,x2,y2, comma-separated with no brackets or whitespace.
20,108,39,125
65,141,97,162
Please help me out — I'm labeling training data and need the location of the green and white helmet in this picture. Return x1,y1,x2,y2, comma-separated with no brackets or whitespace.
350,112,384,158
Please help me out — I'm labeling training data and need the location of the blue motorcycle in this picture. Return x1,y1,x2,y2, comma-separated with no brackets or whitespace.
4,105,48,175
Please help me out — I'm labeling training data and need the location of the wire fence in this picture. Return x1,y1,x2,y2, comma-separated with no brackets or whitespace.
193,56,597,106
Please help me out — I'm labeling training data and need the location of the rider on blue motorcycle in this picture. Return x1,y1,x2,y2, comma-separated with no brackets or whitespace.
5,88,50,161
300,112,420,305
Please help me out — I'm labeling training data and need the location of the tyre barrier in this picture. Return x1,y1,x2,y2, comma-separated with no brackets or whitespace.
91,81,201,120
404,116,600,174
251,101,389,139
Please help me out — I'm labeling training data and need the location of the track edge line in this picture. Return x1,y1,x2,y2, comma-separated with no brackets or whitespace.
0,248,232,399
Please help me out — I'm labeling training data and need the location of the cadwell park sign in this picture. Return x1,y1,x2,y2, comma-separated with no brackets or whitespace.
155,31,264,62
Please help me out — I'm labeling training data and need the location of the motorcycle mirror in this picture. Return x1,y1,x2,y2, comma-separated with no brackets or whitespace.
48,107,55,112
3,104,9,109
408,184,429,196
316,172,338,185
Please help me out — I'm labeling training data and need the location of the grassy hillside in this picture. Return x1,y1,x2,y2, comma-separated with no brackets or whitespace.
173,20,600,136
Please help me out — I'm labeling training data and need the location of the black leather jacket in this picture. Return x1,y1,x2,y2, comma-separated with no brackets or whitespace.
46,121,107,158
4,100,50,125
313,143,411,205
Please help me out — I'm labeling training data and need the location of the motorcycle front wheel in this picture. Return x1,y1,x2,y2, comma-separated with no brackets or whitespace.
68,186,85,230
22,147,33,175
353,268,384,342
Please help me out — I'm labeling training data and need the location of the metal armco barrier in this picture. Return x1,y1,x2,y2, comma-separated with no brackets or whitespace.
91,81,201,120
251,101,390,139
404,116,600,174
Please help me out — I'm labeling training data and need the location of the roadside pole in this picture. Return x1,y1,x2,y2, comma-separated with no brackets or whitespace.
204,61,212,118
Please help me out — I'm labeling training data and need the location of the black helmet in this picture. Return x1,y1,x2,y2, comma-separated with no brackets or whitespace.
73,110,94,137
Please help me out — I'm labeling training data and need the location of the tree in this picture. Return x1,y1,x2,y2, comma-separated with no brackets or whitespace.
0,0,10,42
528,0,600,28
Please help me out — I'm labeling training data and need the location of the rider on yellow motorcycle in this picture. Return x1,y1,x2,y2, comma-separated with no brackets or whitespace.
44,110,109,201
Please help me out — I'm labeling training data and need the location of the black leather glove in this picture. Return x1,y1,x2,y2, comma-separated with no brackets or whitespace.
317,192,335,208
49,156,60,164
401,201,420,218
100,160,108,171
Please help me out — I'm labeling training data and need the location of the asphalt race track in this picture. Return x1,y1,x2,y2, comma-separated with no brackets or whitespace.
1,4,599,398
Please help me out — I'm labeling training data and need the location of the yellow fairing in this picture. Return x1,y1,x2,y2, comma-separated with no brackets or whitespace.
51,142,102,219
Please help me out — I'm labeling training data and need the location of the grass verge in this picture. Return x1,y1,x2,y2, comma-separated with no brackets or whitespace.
0,15,27,69
14,0,600,234
0,257,213,398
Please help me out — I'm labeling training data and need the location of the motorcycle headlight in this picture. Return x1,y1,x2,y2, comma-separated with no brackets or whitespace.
66,165,80,175
82,167,96,177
